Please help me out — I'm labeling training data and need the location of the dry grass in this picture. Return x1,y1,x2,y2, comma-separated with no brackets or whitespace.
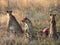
0,28,60,45
0,29,30,45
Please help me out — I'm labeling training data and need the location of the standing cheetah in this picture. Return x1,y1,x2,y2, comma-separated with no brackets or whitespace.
7,10,23,34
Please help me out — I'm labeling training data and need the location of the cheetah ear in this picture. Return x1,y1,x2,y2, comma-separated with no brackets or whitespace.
7,10,12,13
7,11,9,13
50,14,56,16
50,14,52,16
24,17,28,20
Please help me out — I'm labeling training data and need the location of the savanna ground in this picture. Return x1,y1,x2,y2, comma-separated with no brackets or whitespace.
0,0,60,45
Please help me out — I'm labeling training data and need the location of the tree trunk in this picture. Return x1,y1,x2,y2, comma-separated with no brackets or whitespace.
49,14,58,40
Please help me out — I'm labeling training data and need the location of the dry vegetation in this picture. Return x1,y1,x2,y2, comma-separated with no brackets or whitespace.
0,0,60,45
